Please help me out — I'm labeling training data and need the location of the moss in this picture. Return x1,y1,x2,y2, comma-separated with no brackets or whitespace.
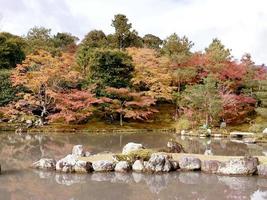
113,149,155,163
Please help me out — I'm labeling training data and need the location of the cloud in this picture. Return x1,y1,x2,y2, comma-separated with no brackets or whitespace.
0,0,267,64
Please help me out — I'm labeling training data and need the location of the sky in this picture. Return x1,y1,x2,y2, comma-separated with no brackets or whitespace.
0,0,267,64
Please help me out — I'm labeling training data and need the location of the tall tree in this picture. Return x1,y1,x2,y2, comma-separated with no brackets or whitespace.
182,75,222,127
81,30,108,48
205,38,231,63
162,33,193,64
87,49,134,93
143,34,162,49
25,26,55,54
0,32,26,69
111,14,142,49
52,32,78,52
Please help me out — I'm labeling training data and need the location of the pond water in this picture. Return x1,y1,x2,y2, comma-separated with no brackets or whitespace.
0,131,267,200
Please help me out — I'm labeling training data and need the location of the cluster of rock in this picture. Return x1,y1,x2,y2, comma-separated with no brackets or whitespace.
32,142,267,177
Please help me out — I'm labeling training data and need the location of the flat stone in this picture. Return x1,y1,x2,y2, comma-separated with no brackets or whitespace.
230,131,254,138
217,157,259,175
122,143,144,154
132,160,145,172
257,164,267,177
32,158,56,170
179,156,201,171
115,161,131,172
201,160,221,173
92,160,115,172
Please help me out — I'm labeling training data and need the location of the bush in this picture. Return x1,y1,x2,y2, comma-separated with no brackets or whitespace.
175,117,191,130
0,70,17,106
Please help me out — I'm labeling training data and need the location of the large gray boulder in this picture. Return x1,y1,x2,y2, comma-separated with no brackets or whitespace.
179,156,201,171
56,154,78,172
257,164,267,177
73,160,93,173
32,158,57,170
72,145,85,157
201,160,221,173
217,157,259,175
92,160,115,172
115,161,131,172
132,160,145,172
122,142,144,154
145,153,172,172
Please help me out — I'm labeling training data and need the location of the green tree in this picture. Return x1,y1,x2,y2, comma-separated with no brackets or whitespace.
25,26,55,54
0,70,20,106
76,45,94,76
88,49,134,93
81,30,108,48
0,32,26,69
111,14,142,49
205,38,231,63
52,32,78,51
182,75,222,127
162,33,193,64
143,34,162,49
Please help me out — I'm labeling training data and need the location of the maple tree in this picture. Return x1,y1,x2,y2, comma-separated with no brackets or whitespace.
104,87,158,126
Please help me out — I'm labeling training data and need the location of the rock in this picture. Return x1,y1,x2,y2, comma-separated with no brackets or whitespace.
72,145,85,156
220,122,227,129
201,160,221,173
167,140,184,153
132,160,145,172
32,158,56,170
257,164,267,177
179,156,201,171
85,151,91,157
181,130,186,135
230,131,254,138
170,160,179,171
243,138,256,144
26,120,33,128
92,160,115,172
56,154,78,172
217,157,259,175
115,161,131,172
73,160,93,173
122,142,144,154
263,128,267,134
145,153,172,172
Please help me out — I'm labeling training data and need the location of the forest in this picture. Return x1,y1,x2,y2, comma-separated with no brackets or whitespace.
0,14,267,132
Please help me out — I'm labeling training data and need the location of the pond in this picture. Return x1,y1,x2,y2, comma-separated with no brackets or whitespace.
0,131,267,200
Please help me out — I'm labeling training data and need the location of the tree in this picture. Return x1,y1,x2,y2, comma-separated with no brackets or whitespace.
48,89,103,124
87,49,134,93
10,50,82,124
25,26,55,54
111,14,142,49
162,33,193,64
52,32,78,52
143,34,162,49
127,47,173,101
205,38,231,63
80,30,108,49
104,87,157,126
181,75,222,127
0,32,26,69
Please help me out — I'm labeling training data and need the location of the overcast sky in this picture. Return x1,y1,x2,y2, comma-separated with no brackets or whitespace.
0,0,267,64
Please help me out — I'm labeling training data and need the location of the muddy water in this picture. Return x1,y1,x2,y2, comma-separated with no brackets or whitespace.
0,131,267,200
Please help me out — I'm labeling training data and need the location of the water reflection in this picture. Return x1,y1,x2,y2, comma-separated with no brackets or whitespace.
1,131,267,199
